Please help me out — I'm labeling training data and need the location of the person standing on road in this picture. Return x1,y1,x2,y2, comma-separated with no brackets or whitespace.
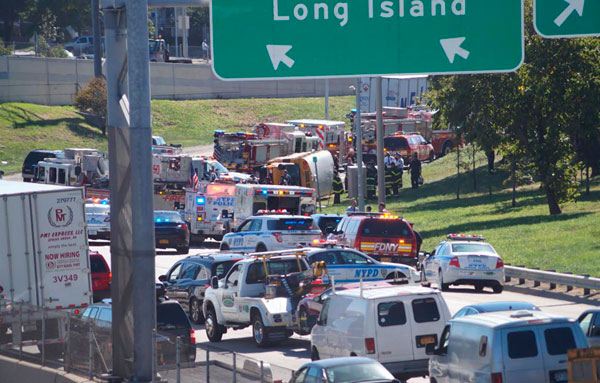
385,163,394,197
202,40,209,60
392,161,401,195
395,154,404,189
409,152,422,189
346,199,358,212
332,171,343,204
366,161,377,200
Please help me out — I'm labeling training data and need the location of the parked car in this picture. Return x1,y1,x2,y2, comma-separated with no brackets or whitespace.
21,149,62,182
421,234,504,293
427,310,588,383
154,210,190,254
64,35,103,55
159,253,245,323
311,284,451,381
311,214,343,237
453,301,540,319
330,212,419,266
90,251,111,302
383,133,435,164
85,203,111,240
577,308,600,347
289,357,398,383
71,290,196,375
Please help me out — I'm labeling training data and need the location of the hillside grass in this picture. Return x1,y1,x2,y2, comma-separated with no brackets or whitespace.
0,97,354,174
322,150,600,276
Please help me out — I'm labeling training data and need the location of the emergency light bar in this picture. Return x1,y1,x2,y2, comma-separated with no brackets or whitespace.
86,198,110,205
446,234,485,241
256,209,289,215
254,189,313,197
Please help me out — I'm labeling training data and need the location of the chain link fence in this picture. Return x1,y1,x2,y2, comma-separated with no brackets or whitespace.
1,309,295,383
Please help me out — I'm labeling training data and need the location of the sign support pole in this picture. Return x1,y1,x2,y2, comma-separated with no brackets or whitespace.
376,77,385,205
325,79,329,120
355,78,365,211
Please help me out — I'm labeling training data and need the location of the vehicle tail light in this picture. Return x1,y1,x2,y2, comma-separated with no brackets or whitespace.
491,373,502,383
365,338,376,354
108,272,112,282
496,258,504,269
273,232,283,242
190,329,196,344
449,256,460,268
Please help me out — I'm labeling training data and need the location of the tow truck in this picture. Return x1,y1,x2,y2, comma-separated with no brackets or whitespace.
202,253,328,346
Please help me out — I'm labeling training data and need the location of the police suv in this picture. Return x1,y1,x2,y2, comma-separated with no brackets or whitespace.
421,234,505,293
220,210,322,253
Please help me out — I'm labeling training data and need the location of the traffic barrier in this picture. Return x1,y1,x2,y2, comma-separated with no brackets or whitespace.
505,265,600,294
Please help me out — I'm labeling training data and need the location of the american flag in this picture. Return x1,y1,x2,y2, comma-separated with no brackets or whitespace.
189,167,199,192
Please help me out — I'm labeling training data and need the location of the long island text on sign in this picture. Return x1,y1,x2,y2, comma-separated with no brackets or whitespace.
534,0,600,38
210,0,524,80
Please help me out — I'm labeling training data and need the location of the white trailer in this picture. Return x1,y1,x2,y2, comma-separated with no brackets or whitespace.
0,181,92,357
359,75,429,113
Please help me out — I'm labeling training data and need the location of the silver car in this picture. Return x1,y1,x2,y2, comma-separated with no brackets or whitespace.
85,203,111,240
421,234,504,293
577,309,600,347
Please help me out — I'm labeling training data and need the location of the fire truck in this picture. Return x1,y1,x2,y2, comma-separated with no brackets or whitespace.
286,119,347,164
213,129,319,173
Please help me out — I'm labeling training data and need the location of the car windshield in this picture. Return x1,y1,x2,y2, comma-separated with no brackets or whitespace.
451,243,495,253
384,136,409,150
212,260,238,279
267,218,314,231
208,161,228,174
326,362,394,383
156,303,190,330
154,211,183,223
149,41,159,53
316,217,342,233
360,219,412,237
90,256,108,273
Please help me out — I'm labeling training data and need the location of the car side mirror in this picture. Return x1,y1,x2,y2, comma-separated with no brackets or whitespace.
211,276,219,289
158,275,167,282
314,295,321,303
425,342,436,355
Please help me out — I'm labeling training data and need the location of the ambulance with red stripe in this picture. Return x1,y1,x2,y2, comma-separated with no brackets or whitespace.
329,212,419,267
286,120,347,163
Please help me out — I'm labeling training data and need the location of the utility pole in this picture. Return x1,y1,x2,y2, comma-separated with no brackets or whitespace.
355,78,365,211
375,77,385,205
182,7,188,57
91,0,102,78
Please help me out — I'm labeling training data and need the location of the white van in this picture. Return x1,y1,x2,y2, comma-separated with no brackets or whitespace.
311,285,451,380
427,310,589,383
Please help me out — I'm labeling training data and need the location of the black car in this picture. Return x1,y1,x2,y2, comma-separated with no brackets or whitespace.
22,149,62,182
71,294,196,374
155,210,190,254
159,253,245,323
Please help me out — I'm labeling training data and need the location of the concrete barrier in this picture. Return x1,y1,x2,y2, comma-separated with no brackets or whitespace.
0,56,353,105
0,354,94,383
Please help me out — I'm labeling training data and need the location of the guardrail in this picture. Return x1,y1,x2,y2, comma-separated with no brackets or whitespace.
504,265,600,295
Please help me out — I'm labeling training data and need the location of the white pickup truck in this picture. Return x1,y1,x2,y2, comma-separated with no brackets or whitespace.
202,254,319,347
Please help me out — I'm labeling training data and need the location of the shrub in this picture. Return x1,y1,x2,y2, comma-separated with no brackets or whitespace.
0,39,13,56
74,77,107,134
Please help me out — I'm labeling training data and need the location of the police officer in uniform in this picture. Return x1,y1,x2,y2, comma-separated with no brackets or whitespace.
366,161,377,200
332,171,343,204
410,152,422,189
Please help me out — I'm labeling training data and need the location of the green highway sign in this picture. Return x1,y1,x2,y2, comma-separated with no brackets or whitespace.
534,0,600,38
210,0,524,80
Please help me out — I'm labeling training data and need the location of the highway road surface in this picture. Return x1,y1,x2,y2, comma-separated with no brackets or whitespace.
91,241,599,383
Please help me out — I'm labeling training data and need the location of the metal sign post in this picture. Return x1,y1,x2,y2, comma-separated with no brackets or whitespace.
375,77,385,205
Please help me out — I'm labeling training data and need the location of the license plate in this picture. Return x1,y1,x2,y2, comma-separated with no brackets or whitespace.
381,257,392,262
552,370,568,382
159,239,169,244
484,271,494,275
88,229,97,235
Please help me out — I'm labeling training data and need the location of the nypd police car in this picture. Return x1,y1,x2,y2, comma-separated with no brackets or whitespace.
219,211,322,253
304,247,420,284
421,234,504,293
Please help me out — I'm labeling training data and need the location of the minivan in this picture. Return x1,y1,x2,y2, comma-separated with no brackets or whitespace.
427,310,589,383
311,285,451,381
331,213,418,266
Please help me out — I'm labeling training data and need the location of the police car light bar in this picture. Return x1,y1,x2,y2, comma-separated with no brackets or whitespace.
446,234,485,241
256,209,289,215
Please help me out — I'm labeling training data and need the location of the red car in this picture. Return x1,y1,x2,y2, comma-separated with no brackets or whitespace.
384,133,435,163
90,251,111,302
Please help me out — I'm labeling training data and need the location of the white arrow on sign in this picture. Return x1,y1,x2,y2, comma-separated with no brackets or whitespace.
440,37,470,64
266,45,295,70
554,0,585,27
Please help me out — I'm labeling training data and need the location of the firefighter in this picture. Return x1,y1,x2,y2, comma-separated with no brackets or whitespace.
366,161,377,199
332,171,343,204
410,152,422,189
392,161,401,195
395,154,404,190
385,162,394,197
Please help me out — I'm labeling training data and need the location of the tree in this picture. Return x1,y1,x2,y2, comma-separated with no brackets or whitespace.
36,9,67,58
1,0,33,42
28,0,91,39
74,77,107,135
187,6,209,45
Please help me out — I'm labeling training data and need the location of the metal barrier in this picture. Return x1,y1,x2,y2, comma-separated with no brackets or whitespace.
505,265,600,294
